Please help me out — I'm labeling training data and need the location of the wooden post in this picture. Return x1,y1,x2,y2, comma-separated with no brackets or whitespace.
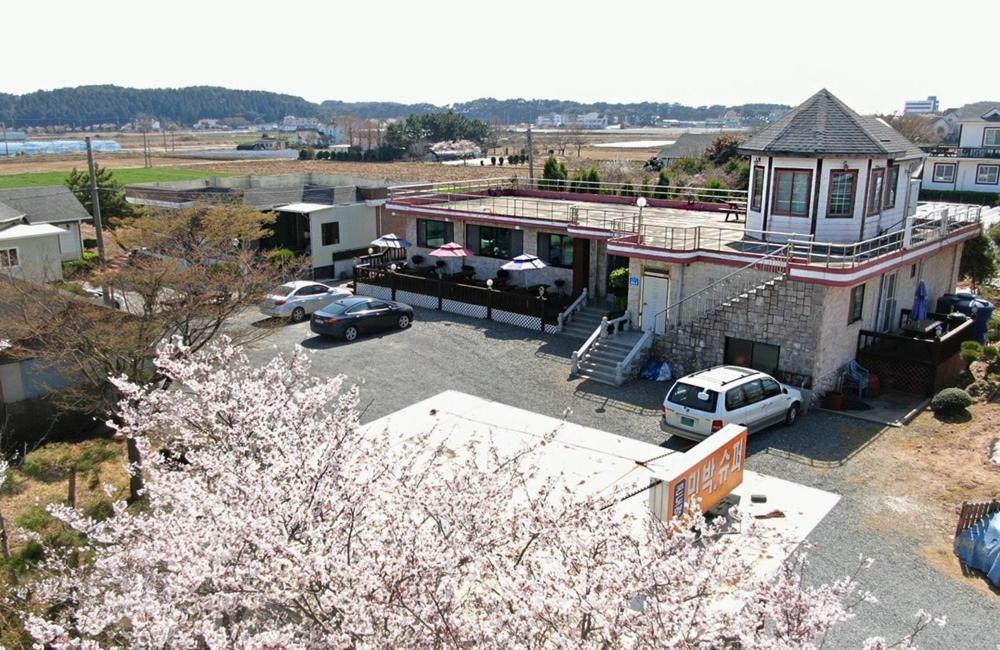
68,469,77,508
437,275,443,311
391,269,397,302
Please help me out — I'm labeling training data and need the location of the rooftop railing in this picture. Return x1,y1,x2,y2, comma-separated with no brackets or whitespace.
924,145,1000,160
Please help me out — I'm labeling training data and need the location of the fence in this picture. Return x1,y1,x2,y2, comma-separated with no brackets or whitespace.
354,265,564,332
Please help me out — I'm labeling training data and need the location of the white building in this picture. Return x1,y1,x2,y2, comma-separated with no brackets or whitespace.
904,96,939,114
0,186,91,262
536,112,567,128
921,101,1000,195
282,115,321,129
573,112,608,129
0,222,65,283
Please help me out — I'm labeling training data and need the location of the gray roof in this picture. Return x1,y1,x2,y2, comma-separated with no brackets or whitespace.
0,202,23,221
657,133,730,160
956,101,1000,121
739,89,924,159
0,186,91,225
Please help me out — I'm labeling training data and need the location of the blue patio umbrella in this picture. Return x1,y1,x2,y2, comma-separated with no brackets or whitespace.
371,233,413,249
912,280,929,321
501,254,548,288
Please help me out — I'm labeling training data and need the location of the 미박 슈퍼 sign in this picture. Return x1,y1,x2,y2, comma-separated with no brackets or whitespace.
648,424,747,521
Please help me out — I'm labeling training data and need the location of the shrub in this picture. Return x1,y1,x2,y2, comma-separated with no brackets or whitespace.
609,267,629,289
267,247,296,267
966,378,996,398
297,147,315,160
988,311,1000,344
930,387,974,413
960,340,983,368
16,505,56,532
490,156,496,165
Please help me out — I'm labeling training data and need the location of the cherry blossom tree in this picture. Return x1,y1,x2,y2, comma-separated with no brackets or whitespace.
17,342,917,648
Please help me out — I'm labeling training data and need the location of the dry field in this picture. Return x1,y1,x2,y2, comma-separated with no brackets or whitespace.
849,398,1000,596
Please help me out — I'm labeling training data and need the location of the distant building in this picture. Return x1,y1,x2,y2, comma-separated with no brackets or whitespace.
656,132,742,166
921,101,1000,194
282,115,321,129
904,96,940,114
572,112,608,129
0,186,92,262
194,118,223,130
237,134,286,151
721,110,742,128
429,139,481,161
536,112,566,128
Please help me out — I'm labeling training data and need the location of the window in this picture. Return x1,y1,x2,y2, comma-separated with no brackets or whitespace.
932,162,956,183
668,382,719,413
0,247,18,269
296,284,327,296
416,219,453,248
761,378,782,399
976,164,999,185
723,337,780,375
725,386,747,411
826,170,857,218
771,169,811,217
848,283,866,324
466,224,522,259
320,222,340,246
537,233,574,268
866,168,885,215
883,165,899,209
742,380,764,405
984,127,1000,147
750,165,765,211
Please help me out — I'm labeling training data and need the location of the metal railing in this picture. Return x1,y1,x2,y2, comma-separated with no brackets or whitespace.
647,245,790,335
924,145,1000,160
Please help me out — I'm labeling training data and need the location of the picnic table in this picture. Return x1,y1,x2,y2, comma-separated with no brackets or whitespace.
723,200,747,222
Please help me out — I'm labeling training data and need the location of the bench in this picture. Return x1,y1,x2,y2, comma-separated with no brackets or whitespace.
723,200,747,222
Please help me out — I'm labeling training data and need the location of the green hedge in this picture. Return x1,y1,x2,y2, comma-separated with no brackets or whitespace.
918,189,1000,206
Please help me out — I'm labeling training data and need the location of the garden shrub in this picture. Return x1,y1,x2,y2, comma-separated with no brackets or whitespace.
960,341,983,368
930,387,974,414
609,267,629,289
267,247,296,267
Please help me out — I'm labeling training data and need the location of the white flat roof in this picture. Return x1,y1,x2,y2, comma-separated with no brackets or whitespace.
364,391,840,579
0,223,64,242
276,202,334,214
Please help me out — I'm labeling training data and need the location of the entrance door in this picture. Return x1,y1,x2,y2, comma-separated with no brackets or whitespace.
878,271,898,332
572,238,590,297
640,272,670,334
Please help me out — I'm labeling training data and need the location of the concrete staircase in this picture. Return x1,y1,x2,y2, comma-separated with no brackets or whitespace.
574,334,644,384
559,305,608,340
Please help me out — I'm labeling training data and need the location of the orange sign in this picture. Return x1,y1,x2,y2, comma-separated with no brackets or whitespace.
648,424,748,521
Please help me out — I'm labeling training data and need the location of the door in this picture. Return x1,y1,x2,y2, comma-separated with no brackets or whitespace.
757,377,786,427
640,272,670,334
366,300,395,331
878,271,898,332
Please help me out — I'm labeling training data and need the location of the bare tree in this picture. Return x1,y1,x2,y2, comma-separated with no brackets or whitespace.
566,128,589,158
886,114,940,145
0,203,296,501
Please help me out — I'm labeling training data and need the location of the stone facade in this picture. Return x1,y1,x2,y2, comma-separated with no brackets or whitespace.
652,277,823,382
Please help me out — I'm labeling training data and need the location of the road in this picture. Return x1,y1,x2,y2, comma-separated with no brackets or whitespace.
240,306,999,649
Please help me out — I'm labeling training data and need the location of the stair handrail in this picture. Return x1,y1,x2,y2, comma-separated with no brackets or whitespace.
571,310,632,375
556,288,589,331
615,328,654,384
648,243,790,333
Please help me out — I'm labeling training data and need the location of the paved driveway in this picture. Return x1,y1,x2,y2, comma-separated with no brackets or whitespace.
242,306,998,649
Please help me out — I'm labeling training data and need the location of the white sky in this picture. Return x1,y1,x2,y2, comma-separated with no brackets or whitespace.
6,0,996,114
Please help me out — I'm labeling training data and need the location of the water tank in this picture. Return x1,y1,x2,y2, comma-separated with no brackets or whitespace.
934,292,995,342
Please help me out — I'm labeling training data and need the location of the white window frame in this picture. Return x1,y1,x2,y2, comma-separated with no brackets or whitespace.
932,162,956,183
976,164,999,185
0,247,20,269
983,127,1000,147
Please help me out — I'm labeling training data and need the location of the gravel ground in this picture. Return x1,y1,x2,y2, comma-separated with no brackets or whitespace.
241,306,998,649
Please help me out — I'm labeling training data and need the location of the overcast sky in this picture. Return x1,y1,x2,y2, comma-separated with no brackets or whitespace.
6,0,995,114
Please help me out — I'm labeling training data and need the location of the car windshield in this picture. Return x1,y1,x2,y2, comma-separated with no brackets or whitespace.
668,382,719,413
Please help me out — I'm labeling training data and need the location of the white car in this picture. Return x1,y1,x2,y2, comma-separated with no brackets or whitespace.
83,288,124,310
259,281,352,322
661,366,802,441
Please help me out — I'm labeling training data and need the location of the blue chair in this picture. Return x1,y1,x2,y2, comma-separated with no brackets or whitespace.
841,360,870,398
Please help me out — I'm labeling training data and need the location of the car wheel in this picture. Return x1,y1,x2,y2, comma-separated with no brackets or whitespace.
343,326,359,342
784,403,800,426
290,307,306,323
397,314,411,329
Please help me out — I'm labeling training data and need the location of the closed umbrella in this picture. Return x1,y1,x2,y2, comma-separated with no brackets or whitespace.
371,233,413,249
501,254,548,289
912,280,929,321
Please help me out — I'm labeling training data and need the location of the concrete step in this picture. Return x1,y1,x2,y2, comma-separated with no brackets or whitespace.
592,339,637,354
575,365,619,385
583,348,628,364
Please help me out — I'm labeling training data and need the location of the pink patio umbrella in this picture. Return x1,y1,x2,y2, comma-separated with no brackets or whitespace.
428,242,474,274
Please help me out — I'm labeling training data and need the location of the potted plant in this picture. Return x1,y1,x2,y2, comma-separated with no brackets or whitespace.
554,278,567,295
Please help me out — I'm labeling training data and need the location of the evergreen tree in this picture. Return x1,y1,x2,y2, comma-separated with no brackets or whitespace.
65,166,132,219
655,170,671,198
541,155,567,190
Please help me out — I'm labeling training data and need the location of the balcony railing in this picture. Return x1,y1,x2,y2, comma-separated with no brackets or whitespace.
924,145,1000,160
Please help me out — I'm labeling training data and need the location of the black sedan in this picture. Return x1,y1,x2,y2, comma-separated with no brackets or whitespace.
309,296,414,341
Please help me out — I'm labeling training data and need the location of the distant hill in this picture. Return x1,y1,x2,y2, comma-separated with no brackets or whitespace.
0,85,324,127
0,85,790,128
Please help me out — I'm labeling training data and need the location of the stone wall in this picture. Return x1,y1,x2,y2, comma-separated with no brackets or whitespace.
652,278,824,382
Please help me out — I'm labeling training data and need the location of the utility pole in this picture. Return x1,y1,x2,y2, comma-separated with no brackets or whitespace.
527,124,534,184
85,137,113,307
1,122,8,157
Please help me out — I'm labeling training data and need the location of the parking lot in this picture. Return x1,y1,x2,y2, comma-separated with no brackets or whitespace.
242,305,998,649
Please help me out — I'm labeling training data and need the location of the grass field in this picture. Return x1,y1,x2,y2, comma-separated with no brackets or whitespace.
0,166,236,189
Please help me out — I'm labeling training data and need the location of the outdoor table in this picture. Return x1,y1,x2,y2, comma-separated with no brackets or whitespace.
900,318,943,337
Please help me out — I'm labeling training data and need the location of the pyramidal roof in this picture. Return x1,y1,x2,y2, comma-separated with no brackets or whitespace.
739,89,924,159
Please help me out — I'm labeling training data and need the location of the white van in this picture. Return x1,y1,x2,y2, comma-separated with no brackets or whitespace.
661,366,802,441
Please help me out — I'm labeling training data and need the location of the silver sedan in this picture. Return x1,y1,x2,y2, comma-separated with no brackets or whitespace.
259,281,352,322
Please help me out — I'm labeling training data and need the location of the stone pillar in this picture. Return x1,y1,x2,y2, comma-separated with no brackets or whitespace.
591,239,608,301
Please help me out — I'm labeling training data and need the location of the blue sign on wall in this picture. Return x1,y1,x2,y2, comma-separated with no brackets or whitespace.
629,276,640,286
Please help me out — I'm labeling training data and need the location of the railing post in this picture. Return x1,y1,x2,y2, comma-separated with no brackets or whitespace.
437,275,443,310
352,265,358,295
599,316,609,339
390,269,397,301
487,287,493,321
